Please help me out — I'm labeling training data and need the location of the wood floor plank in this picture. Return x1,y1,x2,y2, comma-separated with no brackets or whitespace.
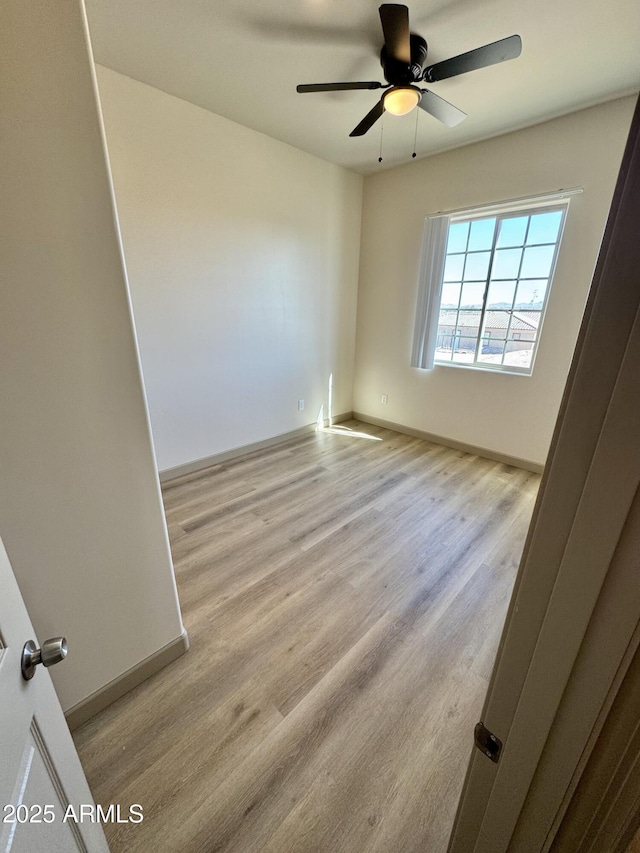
73,420,539,852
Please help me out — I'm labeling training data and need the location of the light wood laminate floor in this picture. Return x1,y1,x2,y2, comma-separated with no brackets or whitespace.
74,421,539,852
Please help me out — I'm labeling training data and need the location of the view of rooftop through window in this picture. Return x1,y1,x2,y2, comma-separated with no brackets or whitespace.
436,206,566,372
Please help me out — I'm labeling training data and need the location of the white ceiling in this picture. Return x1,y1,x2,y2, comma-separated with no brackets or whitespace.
85,0,640,175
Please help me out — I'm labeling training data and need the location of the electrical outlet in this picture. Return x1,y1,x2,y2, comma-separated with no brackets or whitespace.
298,399,305,411
381,394,388,405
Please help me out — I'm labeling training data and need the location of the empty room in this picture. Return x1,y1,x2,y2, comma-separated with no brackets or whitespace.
3,1,640,852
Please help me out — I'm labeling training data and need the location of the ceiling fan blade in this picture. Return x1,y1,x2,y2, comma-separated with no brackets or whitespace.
423,34,522,83
349,99,385,137
418,89,467,127
297,82,384,93
379,4,411,64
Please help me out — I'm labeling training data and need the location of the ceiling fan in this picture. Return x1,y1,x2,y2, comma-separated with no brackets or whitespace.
296,4,521,137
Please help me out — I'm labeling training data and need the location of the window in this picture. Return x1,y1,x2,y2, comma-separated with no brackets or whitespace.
412,195,573,375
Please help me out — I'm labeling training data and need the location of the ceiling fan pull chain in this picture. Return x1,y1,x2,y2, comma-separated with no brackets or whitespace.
378,114,384,163
412,106,419,158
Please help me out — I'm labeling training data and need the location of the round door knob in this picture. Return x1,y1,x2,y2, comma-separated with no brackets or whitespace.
21,637,68,681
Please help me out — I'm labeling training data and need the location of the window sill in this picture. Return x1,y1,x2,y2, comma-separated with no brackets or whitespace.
434,360,533,377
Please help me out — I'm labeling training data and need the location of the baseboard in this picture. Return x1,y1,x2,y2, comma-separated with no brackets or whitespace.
65,628,189,730
159,413,354,483
353,412,544,474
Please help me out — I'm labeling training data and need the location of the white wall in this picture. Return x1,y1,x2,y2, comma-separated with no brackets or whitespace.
353,97,636,466
94,67,363,473
1,0,184,710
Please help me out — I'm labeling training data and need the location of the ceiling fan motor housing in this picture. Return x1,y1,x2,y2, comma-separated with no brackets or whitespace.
381,33,428,85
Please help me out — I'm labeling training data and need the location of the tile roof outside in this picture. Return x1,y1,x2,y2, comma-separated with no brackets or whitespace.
439,309,540,331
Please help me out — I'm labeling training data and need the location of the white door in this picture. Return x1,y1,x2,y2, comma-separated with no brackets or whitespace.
448,97,640,851
0,538,108,853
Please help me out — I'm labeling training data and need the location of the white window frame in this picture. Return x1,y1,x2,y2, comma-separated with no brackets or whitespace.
412,191,579,376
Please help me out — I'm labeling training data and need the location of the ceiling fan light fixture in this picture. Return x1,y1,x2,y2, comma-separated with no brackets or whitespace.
383,86,421,116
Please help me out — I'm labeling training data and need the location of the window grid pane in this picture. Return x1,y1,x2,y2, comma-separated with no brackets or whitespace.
434,203,566,373
497,214,531,365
